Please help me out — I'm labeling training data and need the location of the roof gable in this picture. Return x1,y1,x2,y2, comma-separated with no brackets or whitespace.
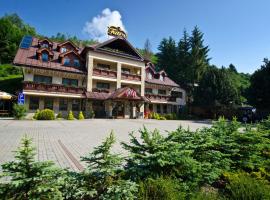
57,40,79,50
94,37,144,60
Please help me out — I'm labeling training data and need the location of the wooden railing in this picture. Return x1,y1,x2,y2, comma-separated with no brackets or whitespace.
23,81,85,94
93,68,117,78
121,73,141,81
92,88,110,93
145,94,176,102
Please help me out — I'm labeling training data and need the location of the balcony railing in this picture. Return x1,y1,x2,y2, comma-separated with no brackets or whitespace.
93,68,117,79
23,81,85,94
145,94,176,102
121,73,141,81
92,88,110,93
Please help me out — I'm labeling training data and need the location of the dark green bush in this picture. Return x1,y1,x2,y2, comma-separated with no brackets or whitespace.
138,177,186,200
12,104,27,119
56,112,62,119
36,109,55,120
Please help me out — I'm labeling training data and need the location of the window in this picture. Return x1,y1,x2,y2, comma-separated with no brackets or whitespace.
159,75,164,81
163,104,167,114
59,99,68,111
34,75,52,84
97,63,110,70
74,59,80,67
44,98,53,110
29,97,39,110
72,99,80,111
64,58,70,66
158,89,166,95
121,68,130,74
41,43,49,48
171,91,183,98
157,104,161,113
96,82,110,89
145,88,153,94
61,47,67,53
147,73,153,79
62,78,78,87
41,52,49,62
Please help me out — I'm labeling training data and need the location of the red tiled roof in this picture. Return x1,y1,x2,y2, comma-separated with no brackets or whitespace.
13,37,86,74
85,92,110,100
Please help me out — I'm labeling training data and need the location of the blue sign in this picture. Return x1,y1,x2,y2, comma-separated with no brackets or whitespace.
18,93,25,105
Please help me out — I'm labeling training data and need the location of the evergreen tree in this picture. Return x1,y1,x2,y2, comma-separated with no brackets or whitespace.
0,136,63,199
143,38,153,61
229,63,237,73
189,26,210,83
156,37,177,77
177,29,191,86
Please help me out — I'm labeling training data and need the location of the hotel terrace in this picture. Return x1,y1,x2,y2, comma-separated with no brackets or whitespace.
13,35,186,118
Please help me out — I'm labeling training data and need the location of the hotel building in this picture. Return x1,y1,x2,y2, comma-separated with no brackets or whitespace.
13,35,186,118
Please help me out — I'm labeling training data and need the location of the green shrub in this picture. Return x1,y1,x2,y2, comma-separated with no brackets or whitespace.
67,110,75,120
78,111,84,120
159,116,166,120
33,109,40,120
12,104,27,119
224,172,270,200
164,113,178,120
36,109,55,120
56,112,62,119
138,177,186,200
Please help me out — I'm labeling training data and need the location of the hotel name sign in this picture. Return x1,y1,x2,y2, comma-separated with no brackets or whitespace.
108,26,127,39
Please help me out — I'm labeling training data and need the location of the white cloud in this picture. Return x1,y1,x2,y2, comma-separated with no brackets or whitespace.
83,8,127,42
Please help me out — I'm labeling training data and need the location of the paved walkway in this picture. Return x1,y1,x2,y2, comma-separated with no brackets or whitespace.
0,119,211,171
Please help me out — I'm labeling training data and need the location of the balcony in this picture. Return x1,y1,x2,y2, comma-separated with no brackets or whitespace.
121,73,141,82
93,68,117,79
145,94,176,102
23,81,85,94
92,88,110,93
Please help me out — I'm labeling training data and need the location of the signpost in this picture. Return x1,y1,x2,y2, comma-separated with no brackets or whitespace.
18,92,25,105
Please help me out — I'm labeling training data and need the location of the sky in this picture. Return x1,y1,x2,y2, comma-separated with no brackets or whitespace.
1,0,270,74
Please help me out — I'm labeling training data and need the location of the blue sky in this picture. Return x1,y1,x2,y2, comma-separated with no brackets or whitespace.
1,0,270,74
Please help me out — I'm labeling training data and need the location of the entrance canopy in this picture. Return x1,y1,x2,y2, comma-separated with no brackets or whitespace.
85,87,148,102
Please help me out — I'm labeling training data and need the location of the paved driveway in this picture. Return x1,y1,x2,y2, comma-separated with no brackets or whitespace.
0,119,211,171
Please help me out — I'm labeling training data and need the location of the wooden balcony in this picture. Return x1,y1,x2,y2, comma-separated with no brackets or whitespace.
23,81,85,94
145,94,176,102
121,73,141,81
93,68,117,79
92,88,110,93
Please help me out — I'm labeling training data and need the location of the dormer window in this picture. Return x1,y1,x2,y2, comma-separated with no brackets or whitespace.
42,52,49,62
64,58,70,66
74,59,80,67
147,73,153,79
61,47,67,53
41,43,49,48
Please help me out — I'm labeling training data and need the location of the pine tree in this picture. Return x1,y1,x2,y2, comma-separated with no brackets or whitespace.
0,136,63,199
189,26,210,83
156,37,177,78
177,29,191,86
143,38,153,61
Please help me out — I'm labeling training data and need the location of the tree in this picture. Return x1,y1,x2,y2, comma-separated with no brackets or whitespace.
228,64,237,73
143,38,152,61
0,13,36,64
156,37,178,78
194,66,240,106
0,136,63,199
189,26,210,83
249,58,270,110
176,29,191,86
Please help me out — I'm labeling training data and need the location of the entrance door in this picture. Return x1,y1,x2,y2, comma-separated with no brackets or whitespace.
112,102,124,118
92,101,106,118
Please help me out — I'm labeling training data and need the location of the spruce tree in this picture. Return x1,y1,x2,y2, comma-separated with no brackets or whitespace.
189,26,210,83
156,37,177,78
0,136,63,199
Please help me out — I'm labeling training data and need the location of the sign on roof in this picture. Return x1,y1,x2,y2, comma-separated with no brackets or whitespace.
108,26,127,39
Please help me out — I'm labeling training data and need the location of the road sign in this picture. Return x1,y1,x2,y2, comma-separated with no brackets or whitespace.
18,93,25,105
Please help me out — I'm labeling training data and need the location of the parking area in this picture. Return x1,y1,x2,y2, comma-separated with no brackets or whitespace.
0,119,211,171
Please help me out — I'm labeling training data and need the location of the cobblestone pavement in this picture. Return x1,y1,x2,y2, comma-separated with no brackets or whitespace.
0,119,211,171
